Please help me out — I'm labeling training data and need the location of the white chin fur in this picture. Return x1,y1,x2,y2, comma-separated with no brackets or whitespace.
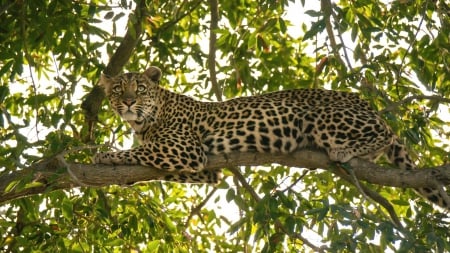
121,111,138,121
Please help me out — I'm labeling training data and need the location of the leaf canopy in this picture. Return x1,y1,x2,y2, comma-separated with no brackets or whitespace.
0,0,449,251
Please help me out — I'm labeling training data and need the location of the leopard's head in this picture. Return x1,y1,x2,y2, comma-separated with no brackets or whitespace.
99,66,162,122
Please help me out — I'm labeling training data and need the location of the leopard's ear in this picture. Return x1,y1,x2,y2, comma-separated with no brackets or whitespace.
143,66,162,83
99,73,113,96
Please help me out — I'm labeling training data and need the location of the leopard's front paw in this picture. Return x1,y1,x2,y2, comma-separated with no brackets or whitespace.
93,151,137,165
93,152,114,165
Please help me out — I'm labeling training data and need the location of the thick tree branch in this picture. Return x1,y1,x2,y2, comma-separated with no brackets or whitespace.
81,1,146,142
1,149,449,205
103,1,146,76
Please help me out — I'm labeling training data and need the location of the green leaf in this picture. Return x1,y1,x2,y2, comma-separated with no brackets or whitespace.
104,11,114,20
351,24,358,42
61,199,74,220
0,85,7,102
305,10,323,17
146,240,161,252
0,60,14,78
391,199,410,206
113,12,126,22
248,33,257,49
303,19,325,41
24,181,44,189
162,214,177,233
278,18,287,33
226,188,235,202
4,180,20,193
105,238,124,246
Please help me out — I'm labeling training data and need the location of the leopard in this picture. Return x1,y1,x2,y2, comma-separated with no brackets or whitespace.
94,66,450,210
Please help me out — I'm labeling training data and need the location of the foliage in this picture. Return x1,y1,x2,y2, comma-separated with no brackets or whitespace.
1,0,449,251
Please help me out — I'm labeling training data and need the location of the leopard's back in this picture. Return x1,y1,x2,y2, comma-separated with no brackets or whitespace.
194,89,392,163
96,67,450,210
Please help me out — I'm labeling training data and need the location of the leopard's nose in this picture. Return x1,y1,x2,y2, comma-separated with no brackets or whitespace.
123,98,136,106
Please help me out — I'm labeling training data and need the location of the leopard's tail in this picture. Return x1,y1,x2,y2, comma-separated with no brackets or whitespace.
386,137,450,210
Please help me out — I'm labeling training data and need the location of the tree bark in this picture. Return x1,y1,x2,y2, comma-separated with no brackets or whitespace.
1,149,448,204
81,0,146,143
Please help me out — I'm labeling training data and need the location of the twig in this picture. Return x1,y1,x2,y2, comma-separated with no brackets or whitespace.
208,0,221,101
184,187,218,227
279,170,309,194
394,0,430,93
321,0,347,76
380,94,450,114
103,0,146,76
157,0,203,32
230,167,328,251
228,167,260,201
274,220,327,252
329,2,352,70
332,165,403,228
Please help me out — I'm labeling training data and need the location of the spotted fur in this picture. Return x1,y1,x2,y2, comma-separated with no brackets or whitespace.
95,66,450,209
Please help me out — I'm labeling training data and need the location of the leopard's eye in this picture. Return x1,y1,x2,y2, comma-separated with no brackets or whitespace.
137,85,147,93
112,85,122,93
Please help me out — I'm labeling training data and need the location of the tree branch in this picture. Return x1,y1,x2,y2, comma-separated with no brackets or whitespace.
208,0,221,101
81,1,147,142
327,1,353,70
321,0,347,75
331,164,402,227
380,94,450,114
1,149,449,205
102,1,146,76
184,188,217,227
157,0,203,32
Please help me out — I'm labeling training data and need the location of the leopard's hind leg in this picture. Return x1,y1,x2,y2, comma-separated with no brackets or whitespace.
307,105,393,163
